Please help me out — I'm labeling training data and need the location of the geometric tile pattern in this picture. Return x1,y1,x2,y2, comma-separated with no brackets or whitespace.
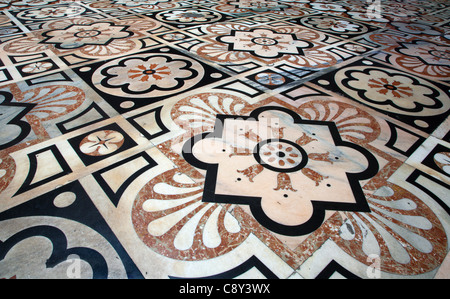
0,0,449,279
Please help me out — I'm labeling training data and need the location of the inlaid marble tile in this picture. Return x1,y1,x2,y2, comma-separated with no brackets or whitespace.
0,0,448,280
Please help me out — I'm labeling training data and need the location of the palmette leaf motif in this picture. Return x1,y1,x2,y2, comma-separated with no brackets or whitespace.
132,168,249,260
19,85,85,121
335,181,447,275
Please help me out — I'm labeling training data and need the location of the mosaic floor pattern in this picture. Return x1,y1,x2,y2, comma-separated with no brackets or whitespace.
0,0,449,279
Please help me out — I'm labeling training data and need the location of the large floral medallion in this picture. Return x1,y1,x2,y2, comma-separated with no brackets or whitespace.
195,24,338,67
370,34,450,80
391,40,450,79
217,28,313,59
213,0,305,16
14,4,86,21
2,18,159,59
182,106,379,236
130,92,447,275
41,22,133,49
155,9,223,26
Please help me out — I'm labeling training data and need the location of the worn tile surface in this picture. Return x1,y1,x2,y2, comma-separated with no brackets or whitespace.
0,0,449,279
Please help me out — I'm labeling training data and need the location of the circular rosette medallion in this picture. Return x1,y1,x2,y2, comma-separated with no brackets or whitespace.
79,130,124,156
336,66,450,117
155,9,222,25
93,52,204,99
255,139,308,172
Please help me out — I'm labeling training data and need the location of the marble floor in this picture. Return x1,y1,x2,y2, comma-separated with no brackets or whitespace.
0,0,449,280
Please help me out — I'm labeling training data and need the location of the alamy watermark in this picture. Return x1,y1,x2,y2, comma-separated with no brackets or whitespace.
366,0,382,19
181,116,281,155
66,258,81,279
